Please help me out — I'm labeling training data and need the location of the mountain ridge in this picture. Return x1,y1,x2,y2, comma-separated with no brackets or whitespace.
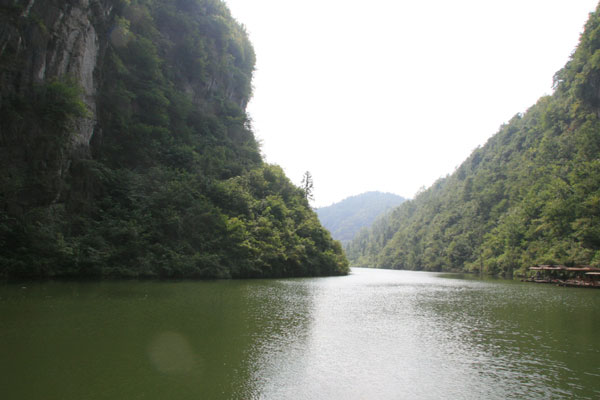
347,3,600,275
316,191,405,245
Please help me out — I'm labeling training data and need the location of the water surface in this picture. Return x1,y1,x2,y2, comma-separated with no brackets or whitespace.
1,268,598,399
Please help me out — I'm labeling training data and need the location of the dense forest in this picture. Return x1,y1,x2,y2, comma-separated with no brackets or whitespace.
0,0,348,279
347,4,600,276
316,192,405,245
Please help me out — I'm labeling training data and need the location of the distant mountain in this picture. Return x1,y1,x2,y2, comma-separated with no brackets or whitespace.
316,192,406,244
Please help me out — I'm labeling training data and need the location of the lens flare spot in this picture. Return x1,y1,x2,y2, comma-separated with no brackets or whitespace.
148,331,197,374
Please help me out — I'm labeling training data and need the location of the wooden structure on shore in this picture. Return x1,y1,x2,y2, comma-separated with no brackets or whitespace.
524,265,600,288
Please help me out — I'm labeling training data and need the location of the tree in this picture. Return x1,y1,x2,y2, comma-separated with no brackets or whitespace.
301,171,314,202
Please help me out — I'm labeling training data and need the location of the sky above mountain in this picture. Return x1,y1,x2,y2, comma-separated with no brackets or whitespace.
226,0,598,207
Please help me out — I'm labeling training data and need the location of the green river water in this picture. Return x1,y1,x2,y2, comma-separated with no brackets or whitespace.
1,267,598,399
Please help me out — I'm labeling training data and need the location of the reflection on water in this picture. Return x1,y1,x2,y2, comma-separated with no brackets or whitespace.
0,268,599,399
248,269,600,399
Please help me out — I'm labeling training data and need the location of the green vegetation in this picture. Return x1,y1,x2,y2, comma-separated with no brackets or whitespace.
316,192,405,245
347,5,600,276
0,0,347,279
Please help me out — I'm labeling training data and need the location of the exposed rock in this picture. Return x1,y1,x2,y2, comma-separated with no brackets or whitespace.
0,0,110,207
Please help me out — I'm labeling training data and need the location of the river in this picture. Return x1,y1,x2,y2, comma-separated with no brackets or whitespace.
1,268,598,399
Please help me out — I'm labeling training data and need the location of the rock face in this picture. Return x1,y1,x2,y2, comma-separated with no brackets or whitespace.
0,0,251,208
2,0,106,146
0,0,110,208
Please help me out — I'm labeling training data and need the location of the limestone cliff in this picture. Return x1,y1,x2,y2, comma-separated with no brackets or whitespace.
0,0,348,279
0,0,109,209
0,0,253,208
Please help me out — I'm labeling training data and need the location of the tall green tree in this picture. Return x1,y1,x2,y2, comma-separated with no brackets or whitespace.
301,171,314,203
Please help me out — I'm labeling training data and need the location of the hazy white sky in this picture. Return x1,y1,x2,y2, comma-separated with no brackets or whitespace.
225,0,598,207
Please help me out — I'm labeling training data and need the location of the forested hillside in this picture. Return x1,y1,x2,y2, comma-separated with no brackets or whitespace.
316,192,405,244
0,0,347,279
347,4,600,276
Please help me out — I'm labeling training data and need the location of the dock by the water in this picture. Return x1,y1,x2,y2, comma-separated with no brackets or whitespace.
523,265,600,288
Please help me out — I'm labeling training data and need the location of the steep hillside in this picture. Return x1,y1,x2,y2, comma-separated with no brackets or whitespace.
0,0,348,278
316,192,405,244
347,4,600,275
